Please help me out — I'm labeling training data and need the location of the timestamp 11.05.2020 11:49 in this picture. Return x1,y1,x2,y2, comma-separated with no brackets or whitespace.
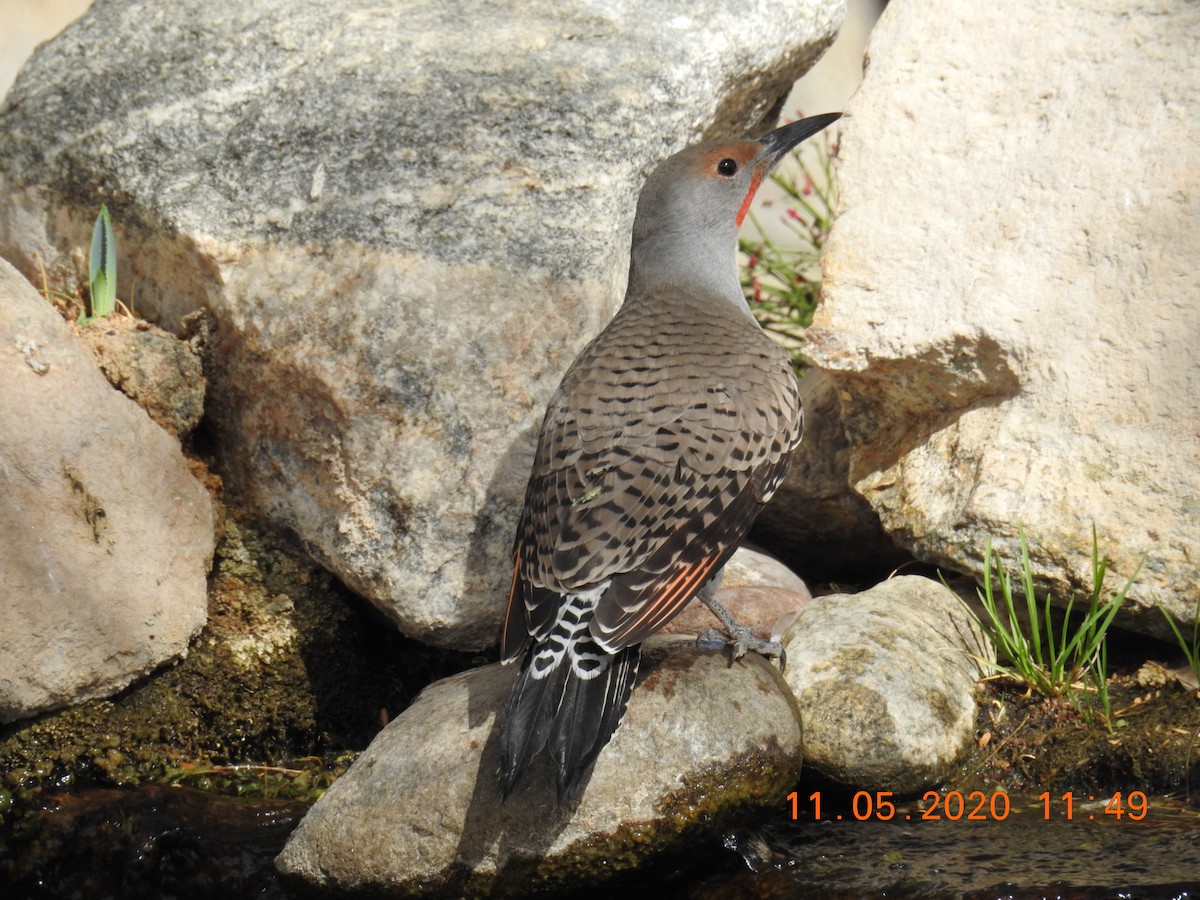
788,789,1150,823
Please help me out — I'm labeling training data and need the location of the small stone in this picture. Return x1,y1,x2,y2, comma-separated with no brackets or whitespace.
661,547,812,640
779,575,988,794
75,315,206,438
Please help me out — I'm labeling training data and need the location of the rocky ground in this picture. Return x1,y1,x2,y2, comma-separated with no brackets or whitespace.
3,452,1196,818
2,499,1197,897
2,303,1197,895
0,495,481,810
959,664,1200,803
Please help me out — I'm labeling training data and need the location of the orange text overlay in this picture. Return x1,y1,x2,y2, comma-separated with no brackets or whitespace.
788,790,1150,823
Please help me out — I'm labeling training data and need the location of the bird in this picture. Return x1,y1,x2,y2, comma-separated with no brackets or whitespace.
498,112,842,801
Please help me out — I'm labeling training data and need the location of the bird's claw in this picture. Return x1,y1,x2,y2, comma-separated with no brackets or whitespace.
695,625,787,672
698,591,788,671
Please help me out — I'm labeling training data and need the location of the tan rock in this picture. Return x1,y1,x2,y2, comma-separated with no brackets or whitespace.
0,261,214,722
807,0,1200,636
780,576,987,794
660,547,812,639
75,315,205,438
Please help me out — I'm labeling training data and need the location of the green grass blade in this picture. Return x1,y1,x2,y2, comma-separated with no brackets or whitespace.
1018,532,1044,670
89,203,117,318
1154,595,1200,685
967,525,1143,704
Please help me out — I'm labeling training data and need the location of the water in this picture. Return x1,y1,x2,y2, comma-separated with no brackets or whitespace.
0,786,304,899
1,787,1197,898
716,796,1200,899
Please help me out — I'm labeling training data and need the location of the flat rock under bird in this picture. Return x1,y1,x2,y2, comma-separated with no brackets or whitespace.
499,112,841,801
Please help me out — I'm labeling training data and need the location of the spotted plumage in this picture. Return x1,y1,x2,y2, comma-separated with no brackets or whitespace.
499,113,840,800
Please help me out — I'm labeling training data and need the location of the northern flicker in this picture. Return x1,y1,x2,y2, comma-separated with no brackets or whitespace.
499,112,841,800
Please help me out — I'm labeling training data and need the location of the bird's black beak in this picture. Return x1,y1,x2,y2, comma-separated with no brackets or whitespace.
759,112,842,167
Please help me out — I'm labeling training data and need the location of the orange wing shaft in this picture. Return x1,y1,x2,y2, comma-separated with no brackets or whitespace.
499,546,526,661
602,552,723,648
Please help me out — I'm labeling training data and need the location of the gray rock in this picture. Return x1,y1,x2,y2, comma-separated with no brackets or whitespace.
806,0,1200,637
0,260,215,723
276,636,802,897
779,576,987,794
0,0,844,650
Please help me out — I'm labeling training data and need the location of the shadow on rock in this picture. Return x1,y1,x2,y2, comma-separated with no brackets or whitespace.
275,638,803,897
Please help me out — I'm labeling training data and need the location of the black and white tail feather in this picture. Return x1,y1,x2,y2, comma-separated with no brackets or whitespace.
499,586,640,801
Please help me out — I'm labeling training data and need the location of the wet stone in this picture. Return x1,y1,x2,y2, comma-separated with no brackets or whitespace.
276,636,803,897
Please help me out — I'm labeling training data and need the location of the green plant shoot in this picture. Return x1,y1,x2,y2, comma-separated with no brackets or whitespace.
88,203,117,319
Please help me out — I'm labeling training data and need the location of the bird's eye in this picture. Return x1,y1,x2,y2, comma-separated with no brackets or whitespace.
716,158,738,177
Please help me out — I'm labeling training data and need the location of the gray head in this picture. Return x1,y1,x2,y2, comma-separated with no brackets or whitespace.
628,112,841,301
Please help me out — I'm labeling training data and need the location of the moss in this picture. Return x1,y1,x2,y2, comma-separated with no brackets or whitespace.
948,677,1200,799
464,743,804,899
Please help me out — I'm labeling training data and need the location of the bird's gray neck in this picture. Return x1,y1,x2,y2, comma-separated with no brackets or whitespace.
626,227,751,318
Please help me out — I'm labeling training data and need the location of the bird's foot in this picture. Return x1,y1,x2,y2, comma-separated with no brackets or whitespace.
696,594,787,671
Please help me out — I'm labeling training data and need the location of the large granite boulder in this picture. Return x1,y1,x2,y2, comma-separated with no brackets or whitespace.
808,0,1200,635
0,0,845,651
0,260,215,723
